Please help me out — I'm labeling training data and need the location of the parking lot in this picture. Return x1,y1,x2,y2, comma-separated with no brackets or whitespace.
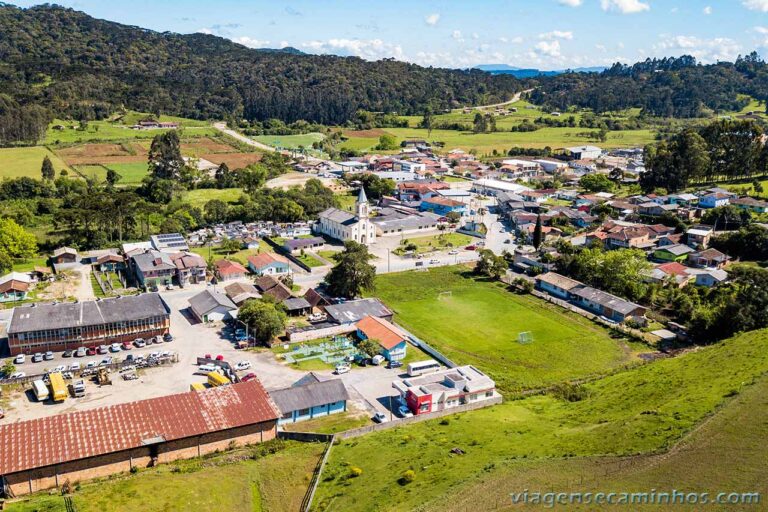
0,284,420,423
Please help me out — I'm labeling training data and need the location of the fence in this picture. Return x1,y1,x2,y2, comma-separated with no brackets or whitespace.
393,324,457,369
298,434,335,512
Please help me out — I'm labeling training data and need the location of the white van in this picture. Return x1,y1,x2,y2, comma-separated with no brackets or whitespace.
198,364,217,374
371,355,386,366
32,380,49,401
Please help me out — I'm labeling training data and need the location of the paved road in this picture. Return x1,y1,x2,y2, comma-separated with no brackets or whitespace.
213,122,277,153
454,88,534,112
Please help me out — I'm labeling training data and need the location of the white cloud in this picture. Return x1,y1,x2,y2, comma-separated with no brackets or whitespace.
234,36,271,48
425,13,440,26
558,0,583,6
499,36,508,43
539,30,574,40
595,43,607,52
600,0,650,14
703,6,712,14
744,0,768,11
452,30,464,42
197,28,213,35
471,33,480,40
653,35,741,63
301,39,405,60
534,40,562,58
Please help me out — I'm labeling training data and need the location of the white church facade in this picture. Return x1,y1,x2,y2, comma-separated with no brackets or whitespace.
315,188,376,245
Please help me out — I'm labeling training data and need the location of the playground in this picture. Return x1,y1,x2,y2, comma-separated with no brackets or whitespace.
373,265,651,392
273,336,359,371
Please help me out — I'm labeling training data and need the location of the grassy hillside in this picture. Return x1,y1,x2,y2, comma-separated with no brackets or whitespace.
0,146,71,179
314,328,768,511
372,266,648,392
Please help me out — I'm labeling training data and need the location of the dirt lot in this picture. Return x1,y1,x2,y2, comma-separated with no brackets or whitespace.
342,129,387,138
182,137,238,156
56,143,146,165
202,152,263,169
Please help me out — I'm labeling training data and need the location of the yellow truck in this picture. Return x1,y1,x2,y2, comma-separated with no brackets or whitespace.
48,372,68,402
207,371,230,387
190,382,207,392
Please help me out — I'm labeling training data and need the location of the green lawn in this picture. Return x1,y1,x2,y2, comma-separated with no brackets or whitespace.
283,410,372,434
395,233,472,255
181,188,244,208
314,328,768,511
45,116,216,145
295,252,325,268
372,266,648,392
7,440,323,512
0,146,71,179
381,127,657,155
253,133,325,149
189,243,266,266
334,192,358,212
338,136,379,152
103,163,151,185
12,256,50,273
317,250,340,262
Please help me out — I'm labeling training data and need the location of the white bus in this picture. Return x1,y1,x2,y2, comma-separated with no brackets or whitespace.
407,359,441,377
32,379,49,401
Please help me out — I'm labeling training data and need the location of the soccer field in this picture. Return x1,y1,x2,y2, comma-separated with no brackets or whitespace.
373,266,646,392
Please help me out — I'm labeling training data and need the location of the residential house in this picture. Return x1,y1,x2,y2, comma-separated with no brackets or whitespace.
224,281,261,306
254,275,293,303
247,253,291,276
605,226,653,250
534,158,569,174
653,244,695,263
303,288,331,311
688,248,729,269
731,196,768,214
188,290,237,323
393,365,496,416
171,252,207,286
270,376,350,424
129,250,176,290
94,254,125,273
638,202,678,217
51,247,78,265
0,272,31,303
283,297,312,316
686,226,714,248
324,298,393,326
646,262,693,287
419,196,468,216
569,286,646,323
215,259,248,282
356,315,408,361
685,268,729,287
535,272,581,300
699,193,731,209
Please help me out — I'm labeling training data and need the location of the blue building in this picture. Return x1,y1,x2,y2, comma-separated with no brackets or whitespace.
270,376,350,425
356,315,408,361
419,197,468,217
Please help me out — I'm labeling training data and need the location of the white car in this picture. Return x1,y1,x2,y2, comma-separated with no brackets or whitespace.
198,364,217,374
14,354,25,364
109,343,121,353
234,361,251,371
32,353,43,363
372,412,388,423
100,356,112,366
448,250,459,255
334,363,351,375
97,345,108,355
9,372,25,379
371,355,385,366
429,259,440,265
86,361,97,369
75,347,87,357
69,363,81,372
53,365,67,373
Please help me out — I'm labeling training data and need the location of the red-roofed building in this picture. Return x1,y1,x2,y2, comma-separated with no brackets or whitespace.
247,252,291,276
356,315,408,361
215,259,248,281
0,380,279,496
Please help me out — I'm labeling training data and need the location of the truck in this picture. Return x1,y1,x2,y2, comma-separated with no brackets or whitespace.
48,372,68,402
71,379,86,398
207,371,230,387
190,382,207,392
32,379,49,401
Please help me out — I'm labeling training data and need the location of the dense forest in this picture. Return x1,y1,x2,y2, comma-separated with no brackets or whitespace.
0,4,519,132
531,54,768,118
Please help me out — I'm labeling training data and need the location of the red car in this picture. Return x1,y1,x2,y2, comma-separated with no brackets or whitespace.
215,355,225,361
241,373,257,382
121,341,132,350
86,347,96,356
204,354,212,360
465,245,476,251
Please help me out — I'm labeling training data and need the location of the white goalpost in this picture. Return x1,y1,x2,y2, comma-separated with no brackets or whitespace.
517,331,534,344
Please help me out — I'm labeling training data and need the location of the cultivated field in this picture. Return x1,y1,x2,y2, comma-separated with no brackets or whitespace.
0,146,71,179
372,265,646,392
253,132,325,149
7,440,324,512
314,328,768,511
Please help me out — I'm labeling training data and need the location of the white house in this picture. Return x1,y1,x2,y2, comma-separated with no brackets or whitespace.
315,188,377,245
565,145,602,160
188,290,237,323
534,159,569,174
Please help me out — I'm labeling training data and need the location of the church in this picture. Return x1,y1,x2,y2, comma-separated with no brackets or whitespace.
315,188,376,245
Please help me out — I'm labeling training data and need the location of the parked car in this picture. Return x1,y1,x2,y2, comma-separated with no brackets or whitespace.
503,239,511,244
215,355,225,361
69,362,81,372
85,361,97,369
387,360,403,369
163,333,173,342
198,364,217,374
134,338,146,348
429,259,440,265
397,404,414,418
32,353,43,363
465,245,476,251
14,354,25,364
100,356,113,366
109,343,121,353
53,365,66,373
9,372,25,379
234,361,251,371
97,345,108,355
86,347,96,356
241,372,258,382
44,351,54,361
204,354,212,360
121,341,133,350
448,249,459,255
334,363,351,375
372,412,388,423
75,347,86,357
62,350,73,358
371,355,386,366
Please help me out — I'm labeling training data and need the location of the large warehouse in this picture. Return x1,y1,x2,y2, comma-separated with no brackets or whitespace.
0,380,280,497
6,293,171,355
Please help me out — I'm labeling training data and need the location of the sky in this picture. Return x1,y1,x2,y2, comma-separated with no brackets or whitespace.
9,0,768,70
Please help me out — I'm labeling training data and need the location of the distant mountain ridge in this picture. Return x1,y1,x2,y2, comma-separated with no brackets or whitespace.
475,64,606,78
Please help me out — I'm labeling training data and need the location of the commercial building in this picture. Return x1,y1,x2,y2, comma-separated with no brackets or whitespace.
393,365,496,416
372,207,441,236
0,380,279,497
188,290,237,323
7,294,170,355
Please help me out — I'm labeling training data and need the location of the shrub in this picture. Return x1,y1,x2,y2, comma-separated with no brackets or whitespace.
349,466,363,478
551,382,590,402
399,469,416,485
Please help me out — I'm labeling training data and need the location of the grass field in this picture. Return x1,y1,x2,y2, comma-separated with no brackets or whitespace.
371,266,648,392
181,188,244,208
103,162,150,185
45,114,215,145
294,252,326,268
0,146,71,179
7,440,324,512
283,410,372,434
380,127,657,155
314,328,768,511
395,233,472,255
253,133,325,149
189,241,267,266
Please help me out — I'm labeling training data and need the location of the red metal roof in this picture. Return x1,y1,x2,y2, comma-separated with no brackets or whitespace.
357,315,407,350
215,259,248,276
247,252,289,269
0,380,279,475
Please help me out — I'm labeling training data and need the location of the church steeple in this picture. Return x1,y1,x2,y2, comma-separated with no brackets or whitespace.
356,187,369,219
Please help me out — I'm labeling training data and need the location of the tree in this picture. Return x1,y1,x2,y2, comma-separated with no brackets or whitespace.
445,211,461,224
0,217,37,260
105,168,121,187
474,249,508,279
472,112,487,134
375,134,398,151
1,359,15,378
220,237,241,255
420,107,434,137
608,167,623,181
0,249,12,274
532,215,543,249
204,199,230,224
148,130,185,180
41,156,55,180
237,298,287,345
579,173,614,192
358,338,381,358
215,163,238,189
325,241,376,298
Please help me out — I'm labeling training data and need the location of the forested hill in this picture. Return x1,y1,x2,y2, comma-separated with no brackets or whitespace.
0,4,519,125
530,54,768,118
